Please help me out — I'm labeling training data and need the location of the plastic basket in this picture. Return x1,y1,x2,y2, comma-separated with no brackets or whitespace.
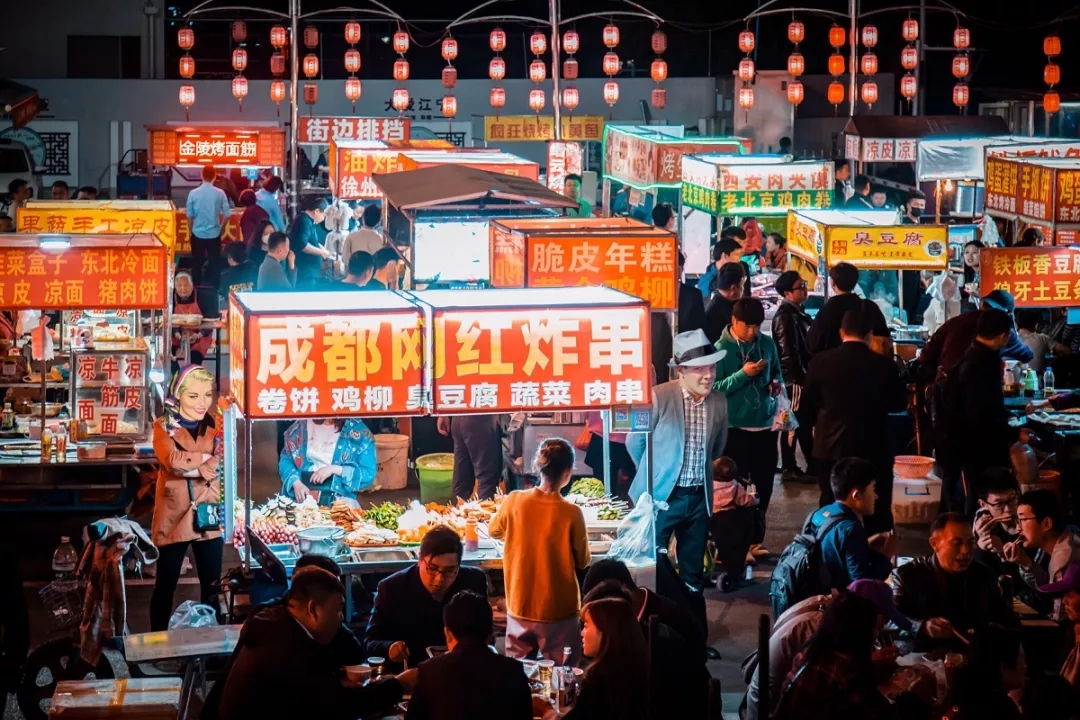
40,581,84,630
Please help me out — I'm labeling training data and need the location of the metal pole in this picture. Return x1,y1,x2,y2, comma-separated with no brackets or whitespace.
848,0,857,118
550,0,562,140
916,0,926,116
288,0,300,216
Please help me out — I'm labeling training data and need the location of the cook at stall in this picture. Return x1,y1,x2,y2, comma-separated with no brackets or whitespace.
279,418,377,506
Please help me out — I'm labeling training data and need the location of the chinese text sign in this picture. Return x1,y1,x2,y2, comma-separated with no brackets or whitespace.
175,209,244,254
826,226,948,270
298,117,410,145
484,116,604,143
979,247,1080,307
17,207,178,254
0,246,167,309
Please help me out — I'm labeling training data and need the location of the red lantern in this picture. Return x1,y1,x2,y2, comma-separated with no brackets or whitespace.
738,85,754,109
860,81,878,106
651,87,667,109
902,18,919,42
788,53,805,77
738,59,755,83
442,38,458,62
393,31,409,55
1045,90,1061,114
490,28,506,53
345,77,362,107
651,30,667,54
304,83,318,107
270,53,286,76
489,57,506,81
827,81,845,106
829,25,846,49
179,55,195,79
953,82,969,107
392,88,409,113
603,24,620,48
232,48,248,73
270,26,287,48
531,32,547,55
303,26,318,49
787,81,804,106
232,75,248,107
861,53,878,75
231,20,247,43
490,87,506,110
345,22,361,45
303,54,319,79
178,28,194,50
604,81,620,106
564,30,580,55
442,95,457,118
953,27,970,49
563,58,578,80
901,46,918,70
900,74,918,100
861,25,878,48
529,88,546,113
788,20,805,44
563,87,580,111
1045,63,1061,86
441,66,458,88
270,80,286,106
178,84,195,109
651,59,668,83
1045,34,1062,58
393,59,409,82
739,30,755,54
603,52,620,76
952,55,970,79
344,49,361,74
828,53,845,76
530,60,546,83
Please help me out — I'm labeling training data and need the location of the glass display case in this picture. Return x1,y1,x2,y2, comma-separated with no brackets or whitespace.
71,338,151,441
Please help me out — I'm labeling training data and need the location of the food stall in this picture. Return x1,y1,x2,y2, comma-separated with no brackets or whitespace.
16,200,179,256
297,116,412,188
223,286,656,594
985,156,1080,246
396,149,540,181
371,165,576,288
0,233,169,509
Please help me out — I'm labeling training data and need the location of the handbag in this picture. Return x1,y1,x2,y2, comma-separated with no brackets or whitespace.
574,426,593,452
187,478,220,533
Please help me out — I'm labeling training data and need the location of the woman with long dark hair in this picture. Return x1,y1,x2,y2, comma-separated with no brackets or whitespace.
247,218,274,268
960,239,985,312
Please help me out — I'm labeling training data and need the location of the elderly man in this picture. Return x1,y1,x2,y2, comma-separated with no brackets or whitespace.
628,329,728,646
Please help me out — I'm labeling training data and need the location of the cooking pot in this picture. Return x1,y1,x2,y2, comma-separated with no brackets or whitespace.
296,526,346,557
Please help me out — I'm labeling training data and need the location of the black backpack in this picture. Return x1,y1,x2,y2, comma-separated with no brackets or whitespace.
768,510,846,618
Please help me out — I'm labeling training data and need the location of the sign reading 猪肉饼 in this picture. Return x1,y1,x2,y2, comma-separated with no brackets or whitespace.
979,247,1080,307
297,116,410,145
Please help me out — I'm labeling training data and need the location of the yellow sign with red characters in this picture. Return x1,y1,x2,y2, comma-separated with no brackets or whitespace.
17,201,178,254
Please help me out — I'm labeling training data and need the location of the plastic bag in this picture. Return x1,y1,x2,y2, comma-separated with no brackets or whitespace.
607,493,657,565
771,386,799,432
168,600,219,630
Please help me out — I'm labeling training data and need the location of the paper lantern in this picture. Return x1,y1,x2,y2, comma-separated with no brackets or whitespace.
861,25,878,48
345,77,362,107
953,27,970,49
231,20,247,43
393,59,409,82
603,24,620,48
304,83,318,106
490,86,506,109
529,88,546,112
787,81,804,105
303,26,318,49
489,57,506,81
829,25,846,49
441,38,458,62
531,32,547,55
563,58,578,80
603,52,620,77
392,87,409,112
952,55,969,79
900,74,917,100
441,66,458,88
490,28,506,52
787,53,805,77
270,79,286,106
788,20,805,44
1045,63,1061,87
270,53,286,76
1045,90,1061,114
861,81,878,105
563,87,580,111
303,54,319,79
604,81,620,106
651,59,668,83
902,18,919,42
651,30,667,54
179,55,194,79
827,81,845,106
178,28,194,50
442,95,457,118
231,75,248,107
345,22,361,45
901,46,918,70
1045,34,1062,58
953,82,969,107
738,85,754,109
738,30,755,54
270,26,287,49
530,60,546,83
344,49,361,74
861,53,878,75
392,31,409,55
651,87,667,110
232,48,248,73
828,53,845,76
564,30,580,55
738,58,755,83
178,84,195,109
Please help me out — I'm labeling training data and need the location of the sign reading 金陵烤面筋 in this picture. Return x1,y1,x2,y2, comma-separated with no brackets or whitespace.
0,246,168,309
297,117,410,145
484,116,604,143
979,247,1080,307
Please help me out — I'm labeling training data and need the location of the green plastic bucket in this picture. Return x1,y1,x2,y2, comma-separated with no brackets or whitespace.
416,453,455,504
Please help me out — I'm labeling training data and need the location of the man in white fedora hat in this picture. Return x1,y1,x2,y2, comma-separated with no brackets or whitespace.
628,328,728,643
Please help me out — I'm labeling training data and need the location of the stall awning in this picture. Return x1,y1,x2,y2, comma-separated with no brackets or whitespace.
372,165,578,211
0,80,44,129
844,115,1009,164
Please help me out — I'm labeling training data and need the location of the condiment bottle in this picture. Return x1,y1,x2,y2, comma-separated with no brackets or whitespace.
465,518,479,552
40,427,53,460
1,402,14,431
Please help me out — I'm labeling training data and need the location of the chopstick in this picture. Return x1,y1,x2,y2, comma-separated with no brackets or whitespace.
951,628,971,646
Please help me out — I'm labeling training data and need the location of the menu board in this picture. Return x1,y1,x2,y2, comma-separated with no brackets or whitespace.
73,348,149,437
979,247,1080,307
17,202,178,254
825,226,948,270
298,117,410,145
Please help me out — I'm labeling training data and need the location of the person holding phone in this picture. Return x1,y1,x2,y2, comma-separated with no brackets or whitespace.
279,418,378,506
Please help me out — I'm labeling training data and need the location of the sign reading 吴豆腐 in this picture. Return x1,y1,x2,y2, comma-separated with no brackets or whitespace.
826,226,948,270
484,116,604,143
297,117,410,145
979,247,1080,307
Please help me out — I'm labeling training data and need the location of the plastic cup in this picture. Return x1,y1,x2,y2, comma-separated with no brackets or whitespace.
344,665,372,685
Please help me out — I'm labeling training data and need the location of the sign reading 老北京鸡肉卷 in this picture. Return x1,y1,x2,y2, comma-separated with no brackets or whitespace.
0,246,168,309
979,247,1080,307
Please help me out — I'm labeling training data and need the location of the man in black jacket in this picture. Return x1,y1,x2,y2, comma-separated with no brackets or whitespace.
806,262,890,354
802,306,908,533
364,527,488,670
703,262,745,344
845,174,874,210
405,591,533,720
772,270,815,483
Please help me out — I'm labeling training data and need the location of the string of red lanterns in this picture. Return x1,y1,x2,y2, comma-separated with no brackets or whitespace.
860,24,878,108
268,25,287,117
529,31,547,115
786,18,805,109
650,29,667,111
489,27,506,116
899,17,919,106
736,27,755,117
827,25,846,112
441,36,458,123
602,22,620,114
1044,33,1061,115
230,20,248,112
562,29,580,115
344,22,362,112
177,27,195,118
952,24,971,110
391,30,410,114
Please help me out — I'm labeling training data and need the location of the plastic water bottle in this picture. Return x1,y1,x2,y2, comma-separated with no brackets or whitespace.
1044,367,1056,396
51,536,78,585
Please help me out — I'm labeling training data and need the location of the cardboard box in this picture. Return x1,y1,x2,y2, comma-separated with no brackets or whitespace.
50,678,181,719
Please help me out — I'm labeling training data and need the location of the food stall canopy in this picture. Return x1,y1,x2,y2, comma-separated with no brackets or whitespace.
397,150,540,182
16,200,179,254
979,246,1080,307
373,165,578,211
984,156,1080,244
488,217,679,309
681,154,833,216
916,136,1080,182
603,125,752,190
297,116,411,145
843,115,1009,164
0,233,169,309
146,124,287,168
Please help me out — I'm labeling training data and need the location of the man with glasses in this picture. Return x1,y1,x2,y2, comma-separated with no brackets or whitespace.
364,526,488,671
772,270,815,485
1005,489,1080,621
973,469,1046,611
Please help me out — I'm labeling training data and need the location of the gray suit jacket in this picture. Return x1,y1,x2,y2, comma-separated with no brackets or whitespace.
626,379,728,512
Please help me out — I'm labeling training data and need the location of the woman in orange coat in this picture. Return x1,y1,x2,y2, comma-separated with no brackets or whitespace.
149,365,222,631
